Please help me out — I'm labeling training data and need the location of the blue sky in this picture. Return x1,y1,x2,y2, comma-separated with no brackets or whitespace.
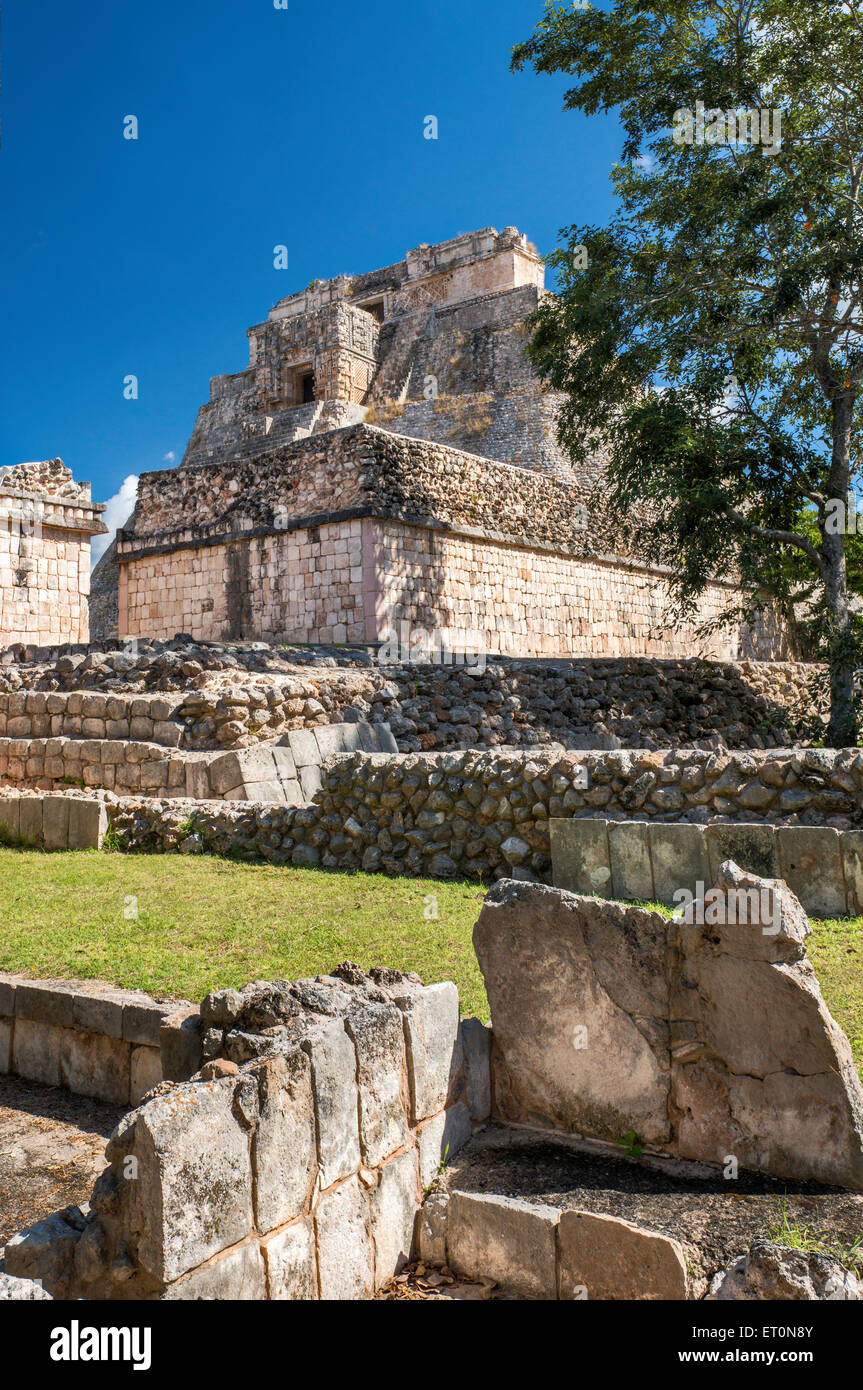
0,0,621,546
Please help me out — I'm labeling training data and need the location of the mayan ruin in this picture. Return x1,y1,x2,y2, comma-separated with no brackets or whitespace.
1,0,862,1358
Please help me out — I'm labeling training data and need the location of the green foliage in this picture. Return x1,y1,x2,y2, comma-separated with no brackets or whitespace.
767,1198,863,1274
513,0,863,742
620,1129,643,1158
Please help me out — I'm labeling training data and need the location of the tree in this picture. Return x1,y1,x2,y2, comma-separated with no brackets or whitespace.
512,0,863,744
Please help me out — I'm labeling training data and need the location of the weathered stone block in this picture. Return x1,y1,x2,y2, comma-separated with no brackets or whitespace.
417,1103,473,1187
0,1016,12,1072
262,1218,318,1300
41,796,70,851
60,1029,131,1105
345,1002,410,1166
287,728,320,767
460,1015,491,1122
251,1048,316,1233
163,1240,266,1300
557,1209,687,1300
159,1009,203,1080
415,1192,449,1266
131,1045,163,1104
841,829,863,916
649,822,710,902
67,798,107,850
608,819,654,901
447,1191,559,1299
778,826,847,917
299,1017,360,1189
18,797,43,847
705,822,779,883
314,1175,374,1301
12,1019,62,1086
474,881,671,1144
369,1148,420,1285
549,817,611,897
400,981,462,1122
133,1078,254,1284
0,796,20,840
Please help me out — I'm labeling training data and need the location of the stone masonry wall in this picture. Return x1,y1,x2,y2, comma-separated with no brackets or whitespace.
0,461,106,646
84,746,863,887
5,968,489,1301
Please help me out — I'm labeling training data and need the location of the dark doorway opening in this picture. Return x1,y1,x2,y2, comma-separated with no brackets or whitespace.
301,372,316,404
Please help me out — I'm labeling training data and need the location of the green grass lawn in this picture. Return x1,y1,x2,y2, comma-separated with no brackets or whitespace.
0,849,861,1072
0,848,490,1019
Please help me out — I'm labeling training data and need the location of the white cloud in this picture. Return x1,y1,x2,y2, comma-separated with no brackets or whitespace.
92,474,138,568
163,450,175,462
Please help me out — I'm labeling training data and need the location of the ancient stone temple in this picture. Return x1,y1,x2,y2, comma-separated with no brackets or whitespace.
0,460,106,647
113,227,791,659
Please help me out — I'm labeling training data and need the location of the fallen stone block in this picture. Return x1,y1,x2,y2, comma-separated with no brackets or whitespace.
0,1272,52,1300
557,1209,687,1300
474,880,671,1145
446,1191,559,1300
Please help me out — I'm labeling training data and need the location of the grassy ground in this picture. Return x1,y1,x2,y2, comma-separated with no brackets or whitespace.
0,848,489,1018
0,849,861,1070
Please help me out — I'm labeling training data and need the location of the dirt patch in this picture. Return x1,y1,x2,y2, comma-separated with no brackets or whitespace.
0,1074,125,1248
446,1126,863,1295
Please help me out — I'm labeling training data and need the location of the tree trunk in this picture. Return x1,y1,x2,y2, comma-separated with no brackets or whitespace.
823,395,856,746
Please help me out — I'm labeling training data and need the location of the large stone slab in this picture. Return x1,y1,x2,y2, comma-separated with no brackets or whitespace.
474,881,671,1145
777,826,846,917
314,1175,374,1301
649,822,710,902
557,1209,687,1300
705,822,779,882
132,1077,254,1284
399,981,462,1122
251,1049,316,1234
345,1002,410,1167
446,1191,559,1300
549,818,611,897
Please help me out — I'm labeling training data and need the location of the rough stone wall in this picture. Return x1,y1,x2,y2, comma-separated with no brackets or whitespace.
6,968,484,1301
372,519,768,660
122,520,365,645
0,461,106,646
115,426,792,657
92,746,863,884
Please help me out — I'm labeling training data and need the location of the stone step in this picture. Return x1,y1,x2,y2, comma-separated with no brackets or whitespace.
0,721,397,805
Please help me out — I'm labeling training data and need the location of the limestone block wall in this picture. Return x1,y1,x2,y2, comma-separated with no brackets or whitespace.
0,721,395,803
0,461,107,646
120,520,365,645
371,519,768,660
0,973,199,1107
115,427,793,657
5,970,489,1301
